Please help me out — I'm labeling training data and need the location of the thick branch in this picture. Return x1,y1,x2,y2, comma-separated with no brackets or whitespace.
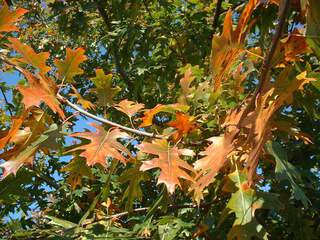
239,0,291,123
212,0,223,32
57,93,164,139
256,0,291,95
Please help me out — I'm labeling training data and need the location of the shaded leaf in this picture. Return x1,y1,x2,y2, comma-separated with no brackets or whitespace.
54,47,87,83
61,156,93,190
90,69,121,107
266,141,310,206
118,162,149,211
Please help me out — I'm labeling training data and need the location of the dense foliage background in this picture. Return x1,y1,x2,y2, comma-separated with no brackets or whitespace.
0,0,320,239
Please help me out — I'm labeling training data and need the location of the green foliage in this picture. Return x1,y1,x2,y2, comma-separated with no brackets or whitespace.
0,0,320,239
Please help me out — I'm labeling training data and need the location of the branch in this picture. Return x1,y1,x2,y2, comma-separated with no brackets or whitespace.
212,0,223,32
239,0,291,122
256,0,291,95
95,0,129,83
57,93,164,139
81,200,216,227
0,86,13,116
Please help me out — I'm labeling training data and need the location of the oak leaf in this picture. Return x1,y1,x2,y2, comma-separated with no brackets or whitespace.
139,103,189,128
54,47,87,83
138,139,195,194
90,69,121,107
0,145,37,179
191,130,238,203
211,0,260,91
71,123,131,167
61,156,93,190
69,86,95,110
6,37,51,73
167,112,197,141
281,29,309,62
114,99,144,117
17,69,65,119
0,2,28,35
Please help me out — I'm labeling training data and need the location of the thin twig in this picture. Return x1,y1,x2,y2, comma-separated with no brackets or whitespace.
80,200,217,228
95,0,129,83
57,93,164,139
0,86,13,116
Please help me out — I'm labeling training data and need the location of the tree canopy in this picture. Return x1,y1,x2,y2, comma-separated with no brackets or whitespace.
0,0,320,239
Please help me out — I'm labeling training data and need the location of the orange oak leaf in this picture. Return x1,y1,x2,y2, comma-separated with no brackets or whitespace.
140,103,189,128
0,114,26,149
211,0,260,91
0,2,28,35
180,67,195,96
241,68,315,184
6,37,51,73
17,69,65,119
281,29,309,62
191,130,238,203
138,139,195,194
71,123,131,167
69,86,95,110
114,99,145,117
167,112,197,141
54,47,87,83
0,145,37,179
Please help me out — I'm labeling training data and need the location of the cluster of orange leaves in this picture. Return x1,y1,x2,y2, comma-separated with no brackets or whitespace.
0,0,314,204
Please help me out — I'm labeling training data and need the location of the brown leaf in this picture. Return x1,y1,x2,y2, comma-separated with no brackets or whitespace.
0,2,28,35
54,48,87,83
6,37,51,73
167,112,197,142
191,130,238,203
71,123,131,167
180,67,195,97
211,0,260,91
281,29,309,62
114,99,145,117
138,139,194,194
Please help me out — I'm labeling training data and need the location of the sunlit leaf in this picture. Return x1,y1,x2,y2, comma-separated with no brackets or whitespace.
138,139,194,194
71,123,131,167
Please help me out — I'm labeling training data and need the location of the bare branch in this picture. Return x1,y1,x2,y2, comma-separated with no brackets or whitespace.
212,0,223,32
57,93,164,139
